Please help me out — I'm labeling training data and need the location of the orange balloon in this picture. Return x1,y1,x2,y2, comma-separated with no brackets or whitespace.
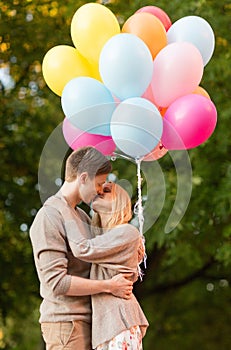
193,86,210,99
158,106,168,117
122,12,167,59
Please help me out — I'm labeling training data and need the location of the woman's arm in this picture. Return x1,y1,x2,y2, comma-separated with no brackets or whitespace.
65,220,139,264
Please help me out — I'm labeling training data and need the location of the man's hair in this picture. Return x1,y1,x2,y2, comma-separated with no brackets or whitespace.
65,146,112,182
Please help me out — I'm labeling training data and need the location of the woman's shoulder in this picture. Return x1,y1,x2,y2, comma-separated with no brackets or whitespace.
114,223,140,239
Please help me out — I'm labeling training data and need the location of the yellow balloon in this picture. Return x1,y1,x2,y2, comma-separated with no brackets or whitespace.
42,45,92,96
71,3,120,64
89,61,102,82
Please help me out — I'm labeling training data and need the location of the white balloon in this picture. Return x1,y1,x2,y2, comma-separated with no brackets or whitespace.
61,77,115,136
167,15,215,66
111,97,163,158
99,33,153,100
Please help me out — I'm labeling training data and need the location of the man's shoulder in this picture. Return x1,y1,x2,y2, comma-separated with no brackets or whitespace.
30,195,63,227
44,194,64,209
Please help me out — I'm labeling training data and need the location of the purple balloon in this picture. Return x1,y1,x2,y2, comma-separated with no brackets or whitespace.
161,94,217,150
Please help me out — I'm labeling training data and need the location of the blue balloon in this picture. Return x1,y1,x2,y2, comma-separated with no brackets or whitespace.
99,33,153,100
167,16,215,66
110,97,163,158
61,77,116,136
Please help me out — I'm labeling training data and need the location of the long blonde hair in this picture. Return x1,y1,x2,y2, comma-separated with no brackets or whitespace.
92,183,132,230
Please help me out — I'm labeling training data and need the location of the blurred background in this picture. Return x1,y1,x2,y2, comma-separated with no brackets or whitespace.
0,0,230,349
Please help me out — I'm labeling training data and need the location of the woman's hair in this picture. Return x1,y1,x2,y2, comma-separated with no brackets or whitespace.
92,182,132,229
65,146,112,182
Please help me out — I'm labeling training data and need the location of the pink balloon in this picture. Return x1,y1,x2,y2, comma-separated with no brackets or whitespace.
136,6,172,31
62,118,116,155
143,142,168,161
161,94,217,150
142,83,156,105
152,42,204,107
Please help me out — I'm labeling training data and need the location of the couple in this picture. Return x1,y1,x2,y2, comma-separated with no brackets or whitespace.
30,146,149,350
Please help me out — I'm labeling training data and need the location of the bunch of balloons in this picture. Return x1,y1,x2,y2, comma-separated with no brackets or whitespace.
42,3,217,160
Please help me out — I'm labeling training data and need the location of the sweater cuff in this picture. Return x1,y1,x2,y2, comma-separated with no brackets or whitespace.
55,274,72,296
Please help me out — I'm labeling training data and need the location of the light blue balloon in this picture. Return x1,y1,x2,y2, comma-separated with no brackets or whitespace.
99,33,153,100
167,16,215,66
61,77,116,136
110,97,163,158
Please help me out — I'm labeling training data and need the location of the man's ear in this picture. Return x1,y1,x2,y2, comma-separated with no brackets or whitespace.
79,172,88,184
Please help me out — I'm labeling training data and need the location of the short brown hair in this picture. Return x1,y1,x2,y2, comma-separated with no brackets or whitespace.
65,147,112,182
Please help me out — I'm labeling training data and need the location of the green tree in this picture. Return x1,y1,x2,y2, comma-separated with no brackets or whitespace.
0,0,230,349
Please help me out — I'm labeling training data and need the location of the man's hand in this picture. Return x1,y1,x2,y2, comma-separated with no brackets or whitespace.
109,274,133,299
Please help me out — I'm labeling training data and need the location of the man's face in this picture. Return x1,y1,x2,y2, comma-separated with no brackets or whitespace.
92,182,114,214
80,173,108,204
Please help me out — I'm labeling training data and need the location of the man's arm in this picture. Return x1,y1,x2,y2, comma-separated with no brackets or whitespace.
66,274,133,299
30,207,133,299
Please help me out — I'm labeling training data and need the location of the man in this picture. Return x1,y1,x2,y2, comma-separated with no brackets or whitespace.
30,147,133,350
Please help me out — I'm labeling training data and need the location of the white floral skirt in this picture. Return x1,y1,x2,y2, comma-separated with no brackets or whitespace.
96,325,143,350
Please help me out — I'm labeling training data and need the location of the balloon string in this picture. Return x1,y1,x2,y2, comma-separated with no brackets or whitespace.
111,153,147,280
134,157,147,281
111,152,134,163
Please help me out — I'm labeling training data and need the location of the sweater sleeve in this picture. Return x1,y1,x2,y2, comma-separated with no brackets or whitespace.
65,220,140,265
29,206,72,297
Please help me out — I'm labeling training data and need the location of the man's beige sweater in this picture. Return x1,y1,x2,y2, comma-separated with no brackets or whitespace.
29,192,92,323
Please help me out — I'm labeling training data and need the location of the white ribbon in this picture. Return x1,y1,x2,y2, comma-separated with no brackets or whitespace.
134,157,147,280
111,153,147,280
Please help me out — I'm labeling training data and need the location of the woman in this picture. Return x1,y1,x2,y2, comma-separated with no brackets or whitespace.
66,182,149,349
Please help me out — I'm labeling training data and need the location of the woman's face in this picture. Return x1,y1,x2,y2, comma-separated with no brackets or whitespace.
92,183,114,214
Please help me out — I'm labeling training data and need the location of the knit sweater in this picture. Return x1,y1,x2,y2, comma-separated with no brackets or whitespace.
29,192,92,323
66,220,149,348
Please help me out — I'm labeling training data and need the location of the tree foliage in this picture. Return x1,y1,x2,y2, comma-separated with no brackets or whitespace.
0,0,230,349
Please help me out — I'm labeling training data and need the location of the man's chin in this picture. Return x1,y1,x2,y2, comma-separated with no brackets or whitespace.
80,198,91,206
91,200,100,212
92,194,98,202
91,194,102,204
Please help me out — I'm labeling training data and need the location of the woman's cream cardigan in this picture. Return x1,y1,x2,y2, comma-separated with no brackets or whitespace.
66,214,149,348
